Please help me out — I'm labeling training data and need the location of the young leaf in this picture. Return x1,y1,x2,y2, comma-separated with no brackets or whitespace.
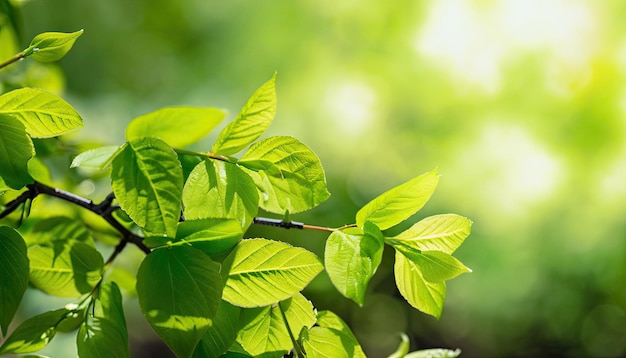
0,117,34,189
396,249,471,283
0,227,30,336
212,73,277,155
324,223,384,306
0,308,67,355
77,282,129,358
236,294,316,356
300,310,366,358
356,168,439,230
126,107,225,148
192,301,241,358
182,159,258,230
222,238,323,307
0,88,83,138
239,136,330,214
26,30,83,62
70,145,122,170
170,218,242,256
394,250,446,319
111,138,183,238
386,214,472,254
136,245,223,358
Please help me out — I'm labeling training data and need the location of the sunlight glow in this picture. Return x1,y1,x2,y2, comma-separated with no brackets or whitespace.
323,81,377,138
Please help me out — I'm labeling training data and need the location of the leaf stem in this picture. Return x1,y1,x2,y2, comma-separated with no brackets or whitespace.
174,148,232,163
0,50,27,70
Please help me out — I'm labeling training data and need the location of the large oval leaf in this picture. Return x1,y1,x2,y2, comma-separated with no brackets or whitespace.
111,138,183,238
126,107,225,148
0,227,30,335
387,214,472,254
0,117,34,189
222,239,323,307
394,250,446,319
356,168,439,230
136,245,223,358
0,88,82,138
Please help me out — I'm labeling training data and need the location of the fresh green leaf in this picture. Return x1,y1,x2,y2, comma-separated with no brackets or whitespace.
77,282,129,358
394,250,446,319
386,214,472,254
136,245,222,358
193,301,241,358
222,238,323,307
183,159,258,230
26,157,52,185
0,308,67,355
70,145,122,170
239,136,330,214
173,218,242,255
0,87,83,138
212,73,277,155
324,223,384,305
28,240,104,298
126,107,225,148
25,216,93,246
387,333,410,358
300,311,365,358
397,249,471,283
405,348,462,358
0,116,34,189
236,294,315,356
356,168,439,230
27,30,83,62
0,226,30,335
111,138,183,238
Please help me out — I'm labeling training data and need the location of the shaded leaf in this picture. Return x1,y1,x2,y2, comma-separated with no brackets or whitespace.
0,116,34,189
193,301,241,358
0,308,67,355
0,226,30,335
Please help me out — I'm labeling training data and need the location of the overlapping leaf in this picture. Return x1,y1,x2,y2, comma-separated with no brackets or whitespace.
193,301,241,358
0,227,30,335
0,117,34,189
111,137,183,238
387,214,472,254
222,239,323,307
300,311,366,358
239,136,330,214
70,145,121,170
172,218,242,256
0,308,68,355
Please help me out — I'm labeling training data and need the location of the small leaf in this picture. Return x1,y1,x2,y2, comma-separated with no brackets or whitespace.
356,168,439,230
0,116,34,189
0,88,83,138
212,73,277,155
136,245,223,358
387,214,472,254
111,138,183,238
239,136,330,214
222,239,323,307
0,227,30,336
171,218,242,256
394,250,446,319
126,107,225,148
324,223,383,305
192,301,241,358
398,249,471,283
27,30,83,62
405,348,462,358
0,308,67,355
183,159,258,230
301,311,365,358
71,145,122,169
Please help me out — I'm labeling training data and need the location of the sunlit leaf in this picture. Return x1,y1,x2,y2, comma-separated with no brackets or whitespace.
356,168,439,230
183,159,258,230
394,250,446,319
212,73,277,155
111,138,183,238
70,145,122,170
405,348,461,358
222,238,323,307
27,30,83,63
397,249,471,283
0,116,34,189
0,308,67,355
0,87,82,138
25,216,93,246
136,245,222,358
126,107,225,148
172,218,242,256
193,301,241,358
387,214,472,254
0,226,30,335
301,310,365,358
239,136,330,214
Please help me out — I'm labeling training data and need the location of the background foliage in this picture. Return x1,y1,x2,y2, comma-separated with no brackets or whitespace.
3,0,625,357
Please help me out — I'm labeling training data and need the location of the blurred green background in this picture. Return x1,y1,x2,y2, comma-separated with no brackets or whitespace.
4,0,626,357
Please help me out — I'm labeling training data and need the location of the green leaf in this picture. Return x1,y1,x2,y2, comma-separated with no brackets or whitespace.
212,73,277,155
25,216,93,246
394,250,446,319
136,245,223,358
240,136,330,214
324,223,384,306
387,333,410,358
192,301,241,358
27,30,83,62
386,214,472,254
405,348,462,358
0,88,83,138
397,249,471,283
28,240,104,298
70,145,122,170
27,157,52,185
300,311,365,358
0,227,30,336
183,159,258,230
111,138,183,238
126,107,225,148
0,116,34,189
0,308,67,355
356,168,439,230
236,294,316,356
222,239,323,307
77,282,129,358
173,218,242,255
